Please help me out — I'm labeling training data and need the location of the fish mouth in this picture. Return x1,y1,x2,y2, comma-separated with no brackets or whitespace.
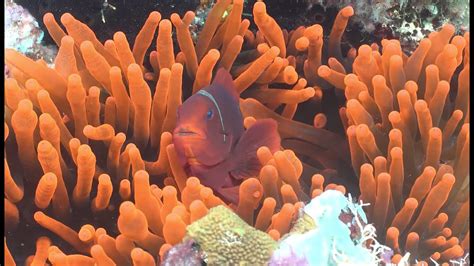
173,127,206,139
177,131,199,136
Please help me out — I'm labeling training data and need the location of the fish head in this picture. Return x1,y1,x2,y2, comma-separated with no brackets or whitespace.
173,68,244,166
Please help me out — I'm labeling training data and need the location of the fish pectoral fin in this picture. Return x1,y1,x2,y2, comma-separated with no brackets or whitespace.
230,160,261,180
230,118,281,180
217,186,240,205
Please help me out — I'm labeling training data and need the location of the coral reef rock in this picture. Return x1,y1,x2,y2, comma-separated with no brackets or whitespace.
186,205,278,265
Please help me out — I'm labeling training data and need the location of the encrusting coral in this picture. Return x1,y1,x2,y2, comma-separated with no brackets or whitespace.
3,0,469,265
160,239,204,265
317,23,470,263
185,205,277,265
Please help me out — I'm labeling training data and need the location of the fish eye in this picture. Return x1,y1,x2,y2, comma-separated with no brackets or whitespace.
206,109,213,120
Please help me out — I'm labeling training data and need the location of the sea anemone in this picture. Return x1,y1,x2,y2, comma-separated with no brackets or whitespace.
4,1,359,265
3,0,469,265
317,24,469,263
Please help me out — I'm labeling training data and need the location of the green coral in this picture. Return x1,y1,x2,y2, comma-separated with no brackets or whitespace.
186,205,277,265
275,208,316,244
289,211,316,235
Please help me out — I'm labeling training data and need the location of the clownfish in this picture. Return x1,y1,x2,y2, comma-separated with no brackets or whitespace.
173,68,281,204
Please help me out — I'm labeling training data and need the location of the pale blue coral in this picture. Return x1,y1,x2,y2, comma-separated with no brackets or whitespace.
270,190,391,266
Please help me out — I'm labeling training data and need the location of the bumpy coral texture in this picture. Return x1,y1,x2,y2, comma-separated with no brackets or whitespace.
186,205,277,265
318,23,470,263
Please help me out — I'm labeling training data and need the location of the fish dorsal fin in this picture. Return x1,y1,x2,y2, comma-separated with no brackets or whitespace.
230,119,281,180
211,68,239,101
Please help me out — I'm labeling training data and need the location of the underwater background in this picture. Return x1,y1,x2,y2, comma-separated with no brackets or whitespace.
4,0,470,265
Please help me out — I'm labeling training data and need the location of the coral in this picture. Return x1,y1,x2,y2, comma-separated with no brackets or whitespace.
306,0,470,51
269,248,310,266
186,205,277,265
160,239,204,266
288,208,316,235
270,190,390,266
5,0,57,65
317,23,470,263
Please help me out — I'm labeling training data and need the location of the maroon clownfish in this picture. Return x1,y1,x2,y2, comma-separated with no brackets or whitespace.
173,68,281,204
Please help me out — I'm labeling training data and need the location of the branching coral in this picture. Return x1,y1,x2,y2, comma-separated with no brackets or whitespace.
270,190,390,266
317,24,470,263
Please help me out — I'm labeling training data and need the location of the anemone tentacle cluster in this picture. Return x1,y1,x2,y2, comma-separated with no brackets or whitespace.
318,23,470,264
3,0,469,265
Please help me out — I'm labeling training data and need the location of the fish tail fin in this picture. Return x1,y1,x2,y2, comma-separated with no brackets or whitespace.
230,119,281,180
